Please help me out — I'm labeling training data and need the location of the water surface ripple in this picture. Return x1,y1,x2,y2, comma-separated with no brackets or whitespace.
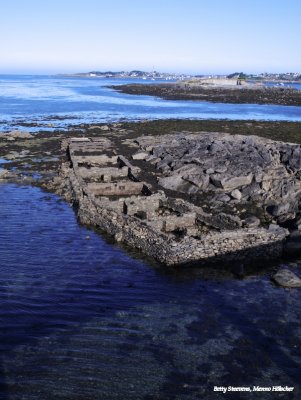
0,75,301,132
0,184,300,399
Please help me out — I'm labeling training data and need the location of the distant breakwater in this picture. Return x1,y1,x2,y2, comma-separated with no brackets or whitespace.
110,83,301,106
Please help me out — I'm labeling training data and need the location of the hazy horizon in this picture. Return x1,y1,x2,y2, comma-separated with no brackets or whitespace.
1,0,300,75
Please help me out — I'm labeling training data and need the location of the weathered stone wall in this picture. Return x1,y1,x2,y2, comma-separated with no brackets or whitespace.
76,194,287,266
57,137,289,267
77,166,129,181
86,181,144,196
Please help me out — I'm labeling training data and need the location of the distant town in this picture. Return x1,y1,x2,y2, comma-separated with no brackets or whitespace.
63,70,190,80
63,70,301,82
246,72,301,82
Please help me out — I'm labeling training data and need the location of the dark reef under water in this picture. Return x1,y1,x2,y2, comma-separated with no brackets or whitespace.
0,184,300,399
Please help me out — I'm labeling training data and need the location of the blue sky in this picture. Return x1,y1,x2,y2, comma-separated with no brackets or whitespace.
0,0,300,74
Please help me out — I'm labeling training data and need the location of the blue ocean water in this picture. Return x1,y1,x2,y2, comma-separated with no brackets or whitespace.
0,184,300,399
0,75,301,132
265,82,301,90
0,76,301,399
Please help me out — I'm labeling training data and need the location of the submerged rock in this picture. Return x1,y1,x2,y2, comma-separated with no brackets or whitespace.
0,170,9,179
272,269,301,288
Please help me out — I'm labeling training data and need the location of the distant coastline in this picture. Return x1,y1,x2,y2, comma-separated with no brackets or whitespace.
58,70,188,81
58,70,301,83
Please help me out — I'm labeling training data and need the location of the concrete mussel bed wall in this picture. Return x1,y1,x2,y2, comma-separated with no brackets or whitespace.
58,135,289,267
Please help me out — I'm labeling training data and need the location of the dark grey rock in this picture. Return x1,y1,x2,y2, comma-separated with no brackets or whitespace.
289,147,301,171
277,212,296,224
295,217,301,231
268,223,282,232
231,189,242,200
207,213,242,230
213,194,231,203
289,230,301,239
215,167,228,173
284,238,301,255
211,173,253,190
141,132,301,227
158,174,198,194
243,216,260,228
283,229,301,255
241,182,262,198
267,203,291,217
182,173,209,190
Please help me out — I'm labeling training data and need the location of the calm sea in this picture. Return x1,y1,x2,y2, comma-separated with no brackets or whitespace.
0,76,301,399
0,75,301,132
0,184,300,399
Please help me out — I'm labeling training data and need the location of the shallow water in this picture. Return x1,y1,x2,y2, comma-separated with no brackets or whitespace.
0,75,301,132
265,82,301,90
0,184,300,399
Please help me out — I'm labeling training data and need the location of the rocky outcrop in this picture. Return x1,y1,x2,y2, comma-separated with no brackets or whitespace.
135,133,301,226
110,83,301,106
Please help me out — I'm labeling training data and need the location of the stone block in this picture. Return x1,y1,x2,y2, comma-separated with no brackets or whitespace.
147,220,165,231
132,152,149,160
86,181,144,196
73,155,118,166
211,173,253,190
182,173,209,190
267,203,290,217
231,189,242,200
78,166,129,181
163,212,196,232
123,195,162,219
70,137,91,142
117,155,140,173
